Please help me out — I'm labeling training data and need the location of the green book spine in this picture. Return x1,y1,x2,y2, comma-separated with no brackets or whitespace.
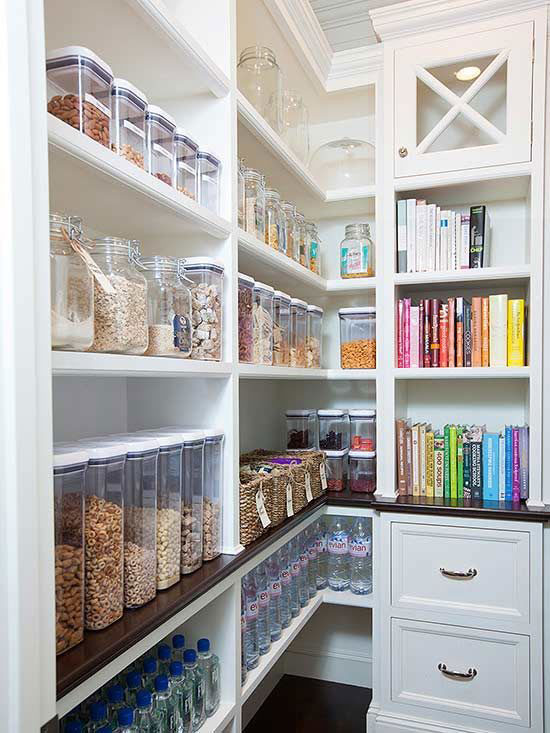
457,427,464,499
444,425,451,499
450,425,458,499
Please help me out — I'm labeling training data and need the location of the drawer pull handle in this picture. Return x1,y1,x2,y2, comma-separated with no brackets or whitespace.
440,567,478,579
438,663,477,681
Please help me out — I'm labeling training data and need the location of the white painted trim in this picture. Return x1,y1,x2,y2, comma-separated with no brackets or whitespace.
326,45,383,91
284,644,373,688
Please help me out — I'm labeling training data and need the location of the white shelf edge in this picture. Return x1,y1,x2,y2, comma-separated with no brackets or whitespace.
201,701,236,733
393,161,532,193
325,185,376,202
48,114,232,240
52,351,233,378
325,277,377,292
394,367,530,380
322,589,374,608
326,368,378,380
238,365,378,380
241,594,323,704
394,266,531,286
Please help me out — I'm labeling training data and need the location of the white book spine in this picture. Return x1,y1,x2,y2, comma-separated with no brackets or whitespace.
499,434,506,500
454,212,461,269
406,199,416,273
440,211,449,271
427,204,436,272
450,212,457,270
489,294,508,367
396,200,408,273
435,207,441,271
416,204,427,272
460,214,470,269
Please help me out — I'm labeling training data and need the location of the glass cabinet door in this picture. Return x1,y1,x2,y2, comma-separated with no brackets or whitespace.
393,22,533,177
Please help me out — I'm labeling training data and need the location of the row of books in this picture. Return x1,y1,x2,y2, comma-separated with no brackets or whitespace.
396,201,489,274
396,420,529,501
395,295,525,368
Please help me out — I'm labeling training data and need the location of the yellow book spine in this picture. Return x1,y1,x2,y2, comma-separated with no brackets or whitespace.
507,300,525,367
426,432,435,497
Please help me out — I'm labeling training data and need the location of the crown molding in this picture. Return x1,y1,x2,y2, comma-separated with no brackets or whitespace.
326,45,383,91
370,0,550,42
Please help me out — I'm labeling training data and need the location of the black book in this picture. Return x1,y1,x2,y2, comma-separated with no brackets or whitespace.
463,441,472,498
463,301,472,368
469,205,487,268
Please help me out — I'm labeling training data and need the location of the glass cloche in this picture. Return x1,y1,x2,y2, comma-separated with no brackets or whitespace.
309,137,375,190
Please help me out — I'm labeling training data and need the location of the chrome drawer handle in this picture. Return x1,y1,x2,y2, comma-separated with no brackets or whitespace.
438,663,477,681
440,567,478,579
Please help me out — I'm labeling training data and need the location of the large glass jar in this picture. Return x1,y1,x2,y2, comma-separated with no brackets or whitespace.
89,238,148,354
146,105,175,186
197,151,222,214
285,410,317,450
202,429,224,561
238,160,246,230
306,305,323,368
253,282,274,365
273,290,291,366
318,410,349,451
306,221,321,275
237,46,282,132
294,212,307,267
111,78,147,168
185,258,224,361
53,444,87,654
181,432,205,574
349,409,376,452
281,90,309,163
238,273,254,364
264,189,283,251
243,168,265,241
340,223,375,279
46,46,113,147
339,307,376,369
280,201,296,259
50,213,94,351
290,298,307,367
78,438,125,630
141,256,192,358
174,128,198,201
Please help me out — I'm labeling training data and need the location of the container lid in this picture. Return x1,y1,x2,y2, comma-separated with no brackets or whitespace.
46,46,114,79
184,256,224,275
197,150,221,167
338,306,376,316
307,304,323,315
349,409,376,418
53,443,88,469
78,438,128,460
238,273,255,286
201,428,224,443
105,434,159,455
324,449,349,459
318,409,346,417
135,430,183,449
174,127,198,147
273,290,291,302
349,450,376,459
285,409,316,417
264,188,281,200
112,78,148,105
146,104,176,128
156,427,205,445
290,298,307,309
253,281,274,294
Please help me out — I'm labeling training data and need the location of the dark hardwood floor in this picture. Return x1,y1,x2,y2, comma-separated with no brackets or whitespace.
245,675,372,733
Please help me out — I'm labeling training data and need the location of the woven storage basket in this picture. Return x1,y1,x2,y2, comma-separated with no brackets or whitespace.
239,470,277,546
295,450,327,499
240,451,287,526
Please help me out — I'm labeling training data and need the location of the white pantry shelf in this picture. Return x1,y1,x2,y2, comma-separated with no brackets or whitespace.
201,702,236,733
394,266,531,288
323,589,374,609
394,367,530,380
52,351,232,378
326,277,377,293
48,115,231,241
325,185,376,203
238,365,378,381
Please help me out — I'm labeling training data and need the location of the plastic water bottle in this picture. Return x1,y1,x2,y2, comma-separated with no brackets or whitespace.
114,708,137,732
241,585,248,683
289,540,301,617
277,546,292,628
106,685,125,729
142,657,158,692
298,534,310,606
242,573,259,670
125,671,142,708
170,660,193,732
157,642,172,676
85,701,108,732
184,649,206,730
172,634,186,664
350,518,372,595
255,564,272,654
327,517,350,591
265,554,282,641
197,638,221,717
315,520,328,589
134,689,160,732
306,526,318,598
152,674,177,731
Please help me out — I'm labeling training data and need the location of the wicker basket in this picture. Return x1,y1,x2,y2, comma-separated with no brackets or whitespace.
239,470,277,546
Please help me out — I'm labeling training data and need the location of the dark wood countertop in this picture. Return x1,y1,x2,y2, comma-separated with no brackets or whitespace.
369,495,550,522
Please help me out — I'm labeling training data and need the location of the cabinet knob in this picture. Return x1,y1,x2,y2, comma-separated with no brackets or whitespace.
398,146,408,158
440,567,478,579
438,663,477,681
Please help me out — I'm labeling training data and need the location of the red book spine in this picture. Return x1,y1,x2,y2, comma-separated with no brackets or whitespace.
403,298,411,368
447,297,455,368
418,300,424,369
440,304,449,367
423,299,431,368
430,298,440,367
397,300,404,368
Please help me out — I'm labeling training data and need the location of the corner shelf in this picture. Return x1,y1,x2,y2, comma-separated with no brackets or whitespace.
238,365,377,381
52,351,233,378
394,266,531,288
394,367,530,380
323,589,374,608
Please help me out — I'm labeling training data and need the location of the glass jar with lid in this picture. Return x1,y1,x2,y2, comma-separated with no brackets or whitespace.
46,46,113,147
89,238,148,354
318,410,349,451
349,409,376,451
264,189,283,251
111,78,147,168
306,221,321,275
273,290,291,366
281,90,309,163
184,258,224,361
243,168,265,241
50,213,94,351
285,410,317,450
294,212,307,267
306,305,323,368
238,273,255,364
174,128,198,200
145,104,175,186
290,298,307,367
340,223,375,278
339,307,376,369
280,201,296,258
180,431,205,574
140,256,192,358
253,281,274,365
197,151,222,214
202,429,224,561
238,160,246,230
237,46,282,132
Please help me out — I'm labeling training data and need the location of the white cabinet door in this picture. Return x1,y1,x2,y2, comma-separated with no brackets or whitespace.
394,22,533,177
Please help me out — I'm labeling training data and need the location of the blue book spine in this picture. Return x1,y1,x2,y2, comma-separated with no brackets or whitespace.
505,426,513,500
482,433,499,501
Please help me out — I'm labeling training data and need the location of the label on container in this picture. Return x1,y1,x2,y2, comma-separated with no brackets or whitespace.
307,544,317,560
258,589,270,608
319,463,328,490
341,244,369,277
246,600,258,620
281,567,292,586
291,560,301,577
305,472,313,503
270,580,282,597
349,537,371,558
328,537,348,555
255,489,271,528
299,552,308,569
315,536,327,554
84,92,111,118
286,482,294,517
173,314,191,352
153,142,172,159
122,118,145,139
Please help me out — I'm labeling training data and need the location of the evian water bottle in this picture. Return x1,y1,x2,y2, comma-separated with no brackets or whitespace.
315,520,328,589
327,517,350,591
266,554,282,641
255,563,272,654
298,533,310,607
306,526,318,598
289,539,301,617
278,545,292,627
242,573,259,670
350,518,372,595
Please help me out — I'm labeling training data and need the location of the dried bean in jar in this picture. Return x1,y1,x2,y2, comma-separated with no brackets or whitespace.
287,429,309,450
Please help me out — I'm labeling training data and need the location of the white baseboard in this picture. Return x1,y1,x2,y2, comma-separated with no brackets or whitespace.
283,644,373,688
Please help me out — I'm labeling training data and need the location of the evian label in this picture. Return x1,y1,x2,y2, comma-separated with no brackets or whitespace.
270,580,281,597
299,552,308,569
291,560,301,577
246,600,258,620
349,537,371,558
281,567,292,586
241,613,247,631
307,544,317,560
315,536,327,554
258,589,270,608
328,537,348,555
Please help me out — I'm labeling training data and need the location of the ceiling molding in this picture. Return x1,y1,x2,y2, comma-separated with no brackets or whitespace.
326,45,383,91
370,0,550,42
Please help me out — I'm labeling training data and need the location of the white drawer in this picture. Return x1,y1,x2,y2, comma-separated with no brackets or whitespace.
391,521,530,625
391,618,530,727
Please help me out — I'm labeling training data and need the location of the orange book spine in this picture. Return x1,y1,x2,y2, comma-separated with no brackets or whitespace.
440,304,449,367
448,298,455,368
472,296,482,367
481,296,489,367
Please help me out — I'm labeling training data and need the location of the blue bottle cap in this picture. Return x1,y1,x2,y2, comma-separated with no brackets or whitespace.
172,633,185,649
143,657,157,675
154,674,169,692
170,660,183,677
64,722,83,733
117,707,133,726
126,670,141,688
197,638,210,653
96,727,112,733
136,689,152,708
106,684,124,703
183,649,197,664
90,701,107,721
157,643,171,661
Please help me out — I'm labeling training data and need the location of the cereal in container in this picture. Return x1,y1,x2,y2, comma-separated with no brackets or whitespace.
273,291,291,366
290,298,307,367
339,307,376,369
185,258,224,362
253,281,274,365
306,304,323,368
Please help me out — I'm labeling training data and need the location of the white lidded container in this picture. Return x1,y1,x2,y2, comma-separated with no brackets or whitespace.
339,306,376,369
174,127,199,200
290,298,307,368
238,273,255,364
111,78,147,168
318,409,349,451
273,290,291,366
253,281,275,366
324,448,349,492
349,450,376,494
285,409,317,451
201,429,225,561
349,409,376,452
146,104,176,186
185,257,224,362
197,150,222,214
306,304,323,369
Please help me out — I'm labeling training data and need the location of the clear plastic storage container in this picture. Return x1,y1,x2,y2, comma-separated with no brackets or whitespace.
90,238,148,354
253,281,274,365
280,201,296,258
46,46,113,147
174,128,198,200
180,432,205,574
339,307,376,369
202,429,224,561
290,298,307,368
141,256,192,358
145,105,175,186
273,290,291,366
349,410,376,452
53,444,87,654
197,151,222,214
111,78,147,168
325,449,348,492
185,258,224,361
286,410,317,451
78,439,125,630
309,138,375,191
237,46,282,132
50,213,94,351
306,305,323,368
294,212,307,267
238,273,255,364
306,221,321,275
318,410,349,451
340,223,375,279
264,189,283,251
349,451,376,493
243,168,265,241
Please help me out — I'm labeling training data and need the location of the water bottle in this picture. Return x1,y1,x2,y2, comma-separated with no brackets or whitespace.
170,660,193,732
134,689,160,733
184,649,206,730
241,585,248,684
172,634,186,664
327,517,350,591
242,573,259,670
152,675,177,731
85,701,108,732
142,657,158,692
125,671,142,708
298,534,310,607
106,685,125,729
315,520,328,589
114,708,137,732
65,722,83,733
306,526,318,598
350,518,372,595
277,546,292,628
289,540,301,617
197,638,221,717
255,564,271,655
157,642,172,676
265,555,282,641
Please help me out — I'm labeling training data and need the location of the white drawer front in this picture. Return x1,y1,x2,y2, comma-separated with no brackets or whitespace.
391,522,530,624
391,618,530,727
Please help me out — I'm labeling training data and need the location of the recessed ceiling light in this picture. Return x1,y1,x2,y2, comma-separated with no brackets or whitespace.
455,66,481,82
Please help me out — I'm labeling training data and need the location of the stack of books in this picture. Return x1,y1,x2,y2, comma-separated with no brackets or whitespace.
396,420,529,502
396,201,489,273
395,295,525,368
